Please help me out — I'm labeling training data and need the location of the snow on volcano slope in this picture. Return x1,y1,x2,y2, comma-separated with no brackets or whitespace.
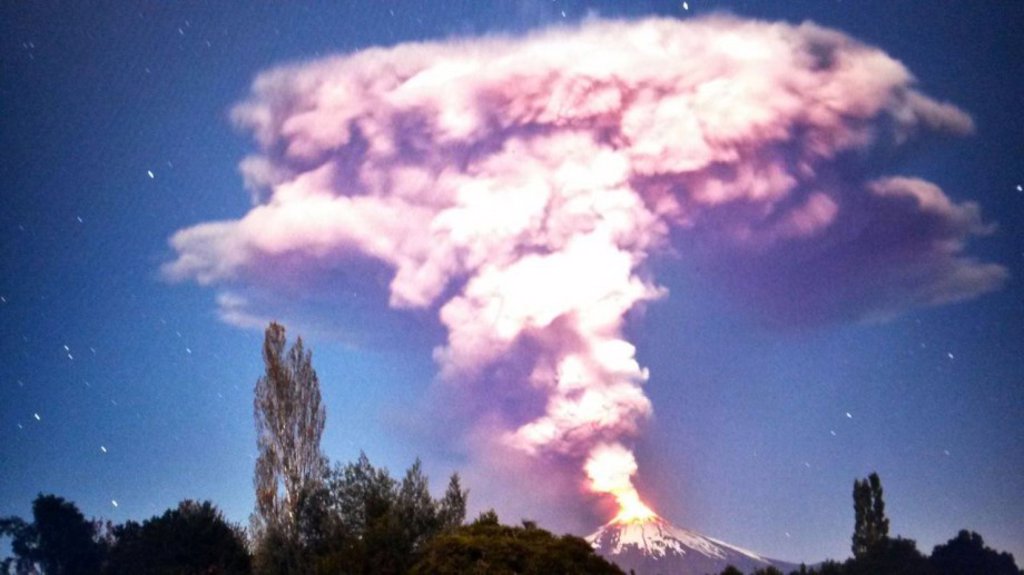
588,516,798,575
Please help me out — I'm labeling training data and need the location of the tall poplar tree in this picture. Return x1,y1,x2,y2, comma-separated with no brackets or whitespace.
253,322,327,540
852,472,890,558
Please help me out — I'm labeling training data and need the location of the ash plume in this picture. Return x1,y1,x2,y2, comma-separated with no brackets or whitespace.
165,16,1006,520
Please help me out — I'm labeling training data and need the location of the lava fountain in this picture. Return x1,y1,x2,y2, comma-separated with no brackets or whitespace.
586,442,658,524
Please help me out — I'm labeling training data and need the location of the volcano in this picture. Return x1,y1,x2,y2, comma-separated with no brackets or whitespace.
587,516,798,575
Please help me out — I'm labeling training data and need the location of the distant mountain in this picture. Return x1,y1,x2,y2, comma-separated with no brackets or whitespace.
587,516,798,575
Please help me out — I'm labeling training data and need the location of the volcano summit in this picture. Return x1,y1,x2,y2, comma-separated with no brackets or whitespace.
588,516,798,575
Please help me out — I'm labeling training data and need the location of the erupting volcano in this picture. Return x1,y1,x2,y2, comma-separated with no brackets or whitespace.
585,443,656,523
585,445,794,574
588,513,798,575
165,14,1005,546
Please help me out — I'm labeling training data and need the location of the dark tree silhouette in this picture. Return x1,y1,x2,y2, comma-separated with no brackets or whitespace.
105,500,250,575
815,561,845,575
252,322,326,539
852,472,889,558
846,536,930,575
409,510,624,575
930,530,1023,575
284,453,469,574
0,494,105,575
396,459,440,558
436,473,468,532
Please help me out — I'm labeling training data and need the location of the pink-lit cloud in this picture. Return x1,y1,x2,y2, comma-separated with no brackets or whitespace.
165,16,1006,519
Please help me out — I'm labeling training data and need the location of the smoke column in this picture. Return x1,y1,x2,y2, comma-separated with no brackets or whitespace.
165,16,1005,520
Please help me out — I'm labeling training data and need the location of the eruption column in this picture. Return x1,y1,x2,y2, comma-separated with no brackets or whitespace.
165,16,1005,522
586,443,657,523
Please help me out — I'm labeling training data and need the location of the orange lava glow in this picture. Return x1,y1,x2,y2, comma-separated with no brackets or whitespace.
611,487,658,523
585,442,659,524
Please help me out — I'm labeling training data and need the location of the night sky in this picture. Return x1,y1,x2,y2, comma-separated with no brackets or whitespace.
2,0,1022,565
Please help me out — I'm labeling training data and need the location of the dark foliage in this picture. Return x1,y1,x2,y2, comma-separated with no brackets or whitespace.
105,500,250,575
712,474,1021,575
843,536,931,575
852,472,889,558
436,474,468,534
295,454,468,575
409,510,624,575
815,561,845,575
251,520,309,575
0,494,105,575
930,530,1023,575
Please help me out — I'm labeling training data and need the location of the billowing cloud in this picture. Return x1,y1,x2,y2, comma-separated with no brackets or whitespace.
165,16,1005,519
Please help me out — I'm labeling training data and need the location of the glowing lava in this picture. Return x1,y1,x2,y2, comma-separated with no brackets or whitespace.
585,442,658,523
612,487,658,524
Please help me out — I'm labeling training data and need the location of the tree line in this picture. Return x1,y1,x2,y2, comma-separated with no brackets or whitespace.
714,472,1022,575
0,469,620,574
2,322,1019,574
245,322,621,574
1,323,623,574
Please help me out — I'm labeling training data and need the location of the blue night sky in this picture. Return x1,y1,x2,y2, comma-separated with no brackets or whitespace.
2,0,1022,565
